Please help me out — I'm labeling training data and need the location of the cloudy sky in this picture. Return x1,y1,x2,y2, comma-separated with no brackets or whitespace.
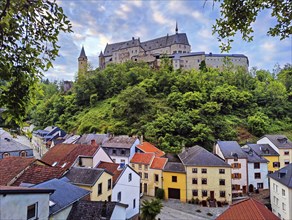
46,0,292,81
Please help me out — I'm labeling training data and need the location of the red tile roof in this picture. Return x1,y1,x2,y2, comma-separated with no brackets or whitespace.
136,142,165,157
41,144,99,170
130,153,155,165
12,163,66,186
150,157,168,170
96,162,122,184
216,198,279,220
0,157,36,185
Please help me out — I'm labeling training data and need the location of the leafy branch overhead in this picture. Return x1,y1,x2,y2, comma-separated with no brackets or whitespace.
0,0,72,124
212,0,292,51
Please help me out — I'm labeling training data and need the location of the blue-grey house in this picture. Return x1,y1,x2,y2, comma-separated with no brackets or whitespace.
0,138,33,159
32,178,90,219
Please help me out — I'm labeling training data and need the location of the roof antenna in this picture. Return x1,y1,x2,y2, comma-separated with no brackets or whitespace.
175,21,178,34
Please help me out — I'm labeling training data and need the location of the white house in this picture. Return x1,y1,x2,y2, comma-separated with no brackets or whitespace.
214,141,248,195
269,163,292,220
0,186,54,220
242,145,269,191
97,162,141,219
101,135,140,164
257,135,292,169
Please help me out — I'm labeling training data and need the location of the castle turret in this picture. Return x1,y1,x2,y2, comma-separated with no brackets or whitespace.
78,46,87,73
99,50,105,69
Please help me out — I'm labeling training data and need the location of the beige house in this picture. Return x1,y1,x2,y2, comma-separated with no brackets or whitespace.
269,164,292,220
64,167,113,201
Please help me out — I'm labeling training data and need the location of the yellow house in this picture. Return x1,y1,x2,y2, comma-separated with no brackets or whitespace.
163,161,187,202
130,153,155,195
257,135,292,169
64,167,113,201
178,146,232,205
248,144,280,173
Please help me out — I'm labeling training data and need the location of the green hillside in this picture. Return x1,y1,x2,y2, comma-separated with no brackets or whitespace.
29,61,292,152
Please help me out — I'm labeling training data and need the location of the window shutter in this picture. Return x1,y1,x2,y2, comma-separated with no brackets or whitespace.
231,174,234,178
239,173,242,179
231,163,234,168
238,163,241,168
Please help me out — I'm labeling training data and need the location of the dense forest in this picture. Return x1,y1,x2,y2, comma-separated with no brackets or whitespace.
29,60,292,152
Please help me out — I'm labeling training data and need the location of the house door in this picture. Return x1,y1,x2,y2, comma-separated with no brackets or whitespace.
243,185,247,194
168,188,180,200
249,184,254,192
144,183,147,194
210,191,215,200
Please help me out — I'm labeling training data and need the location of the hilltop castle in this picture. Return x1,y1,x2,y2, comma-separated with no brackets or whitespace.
78,24,249,72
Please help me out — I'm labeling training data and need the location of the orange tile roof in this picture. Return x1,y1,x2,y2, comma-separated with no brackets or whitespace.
0,157,36,185
150,157,168,170
136,142,165,157
216,198,279,220
96,162,122,184
12,164,66,186
130,153,154,165
41,143,99,170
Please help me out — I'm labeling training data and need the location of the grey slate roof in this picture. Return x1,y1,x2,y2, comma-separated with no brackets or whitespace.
64,167,106,186
178,145,230,167
269,163,292,188
0,138,31,152
241,147,269,163
102,136,138,149
163,162,185,173
79,46,87,59
217,141,247,159
263,135,292,149
32,178,90,216
247,144,279,156
104,33,190,57
67,200,128,220
76,133,107,145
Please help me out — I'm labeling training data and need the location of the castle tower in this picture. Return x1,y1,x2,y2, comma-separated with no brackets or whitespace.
78,46,87,73
99,51,105,70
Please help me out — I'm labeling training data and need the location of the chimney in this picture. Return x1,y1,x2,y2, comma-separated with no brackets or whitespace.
91,139,97,146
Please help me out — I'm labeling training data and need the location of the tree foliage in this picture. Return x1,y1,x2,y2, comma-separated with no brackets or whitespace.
213,0,292,51
29,61,292,152
0,0,72,124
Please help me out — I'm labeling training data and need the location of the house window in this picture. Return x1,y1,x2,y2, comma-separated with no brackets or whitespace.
254,163,260,169
284,160,289,165
232,184,240,190
139,164,142,170
172,176,177,182
20,151,27,157
202,190,208,197
132,164,135,168
257,183,264,189
201,168,207,174
108,179,112,190
27,203,37,220
133,199,136,209
282,202,286,211
282,189,285,196
232,173,241,179
192,178,198,184
254,173,261,179
220,191,226,198
2,152,10,158
145,165,148,170
112,149,116,154
155,174,159,182
192,190,198,196
144,173,148,179
284,151,289,155
219,179,225,185
121,149,125,155
202,178,207,184
232,163,241,168
98,183,102,195
117,192,121,201
273,162,280,168
192,168,197,173
219,169,225,174
129,173,132,182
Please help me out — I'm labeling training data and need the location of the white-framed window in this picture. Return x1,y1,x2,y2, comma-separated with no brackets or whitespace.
117,192,121,202
282,189,285,196
27,203,37,220
128,173,132,182
282,202,286,211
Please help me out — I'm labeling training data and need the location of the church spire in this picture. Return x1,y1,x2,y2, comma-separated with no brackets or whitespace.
79,45,87,59
175,21,178,34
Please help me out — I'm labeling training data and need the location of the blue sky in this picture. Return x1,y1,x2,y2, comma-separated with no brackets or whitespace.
46,0,292,81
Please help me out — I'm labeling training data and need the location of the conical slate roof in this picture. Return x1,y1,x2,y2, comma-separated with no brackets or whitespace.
79,46,87,59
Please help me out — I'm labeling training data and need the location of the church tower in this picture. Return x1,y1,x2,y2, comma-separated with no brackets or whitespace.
78,46,87,73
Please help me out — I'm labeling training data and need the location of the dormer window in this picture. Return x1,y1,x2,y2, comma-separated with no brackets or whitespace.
20,151,27,157
52,162,58,167
3,152,10,158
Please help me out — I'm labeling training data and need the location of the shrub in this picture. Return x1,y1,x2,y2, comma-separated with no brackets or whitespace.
155,188,165,200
